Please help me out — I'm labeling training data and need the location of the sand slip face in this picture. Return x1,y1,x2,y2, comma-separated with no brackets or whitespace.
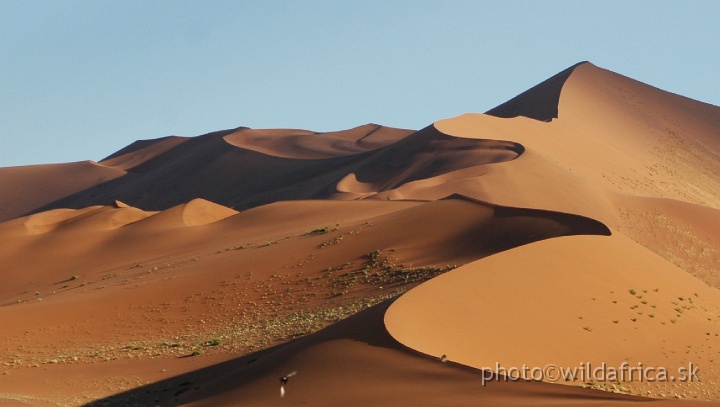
99,135,190,171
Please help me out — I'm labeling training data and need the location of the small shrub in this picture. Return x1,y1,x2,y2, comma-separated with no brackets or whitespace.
307,227,329,235
203,338,222,347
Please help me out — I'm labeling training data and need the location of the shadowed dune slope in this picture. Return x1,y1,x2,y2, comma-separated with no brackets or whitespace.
25,125,521,216
335,125,522,196
223,123,414,159
100,135,191,171
0,161,126,222
486,61,587,121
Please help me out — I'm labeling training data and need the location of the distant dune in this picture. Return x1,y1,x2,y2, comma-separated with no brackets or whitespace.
1,62,719,406
0,161,125,223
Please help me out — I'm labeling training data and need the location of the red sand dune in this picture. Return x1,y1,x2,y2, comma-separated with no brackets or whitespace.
1,61,719,406
100,135,190,171
222,124,412,159
0,161,125,223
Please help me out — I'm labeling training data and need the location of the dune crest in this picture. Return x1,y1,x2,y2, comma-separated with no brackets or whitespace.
335,173,376,196
181,198,239,226
486,61,587,121
335,125,524,196
130,198,239,229
100,135,190,171
223,124,414,159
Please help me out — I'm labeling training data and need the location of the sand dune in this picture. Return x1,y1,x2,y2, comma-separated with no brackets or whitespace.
223,124,413,159
22,124,523,216
612,194,720,288
0,161,125,222
1,61,719,405
0,197,620,404
486,61,586,121
100,135,190,171
437,63,720,211
386,233,720,400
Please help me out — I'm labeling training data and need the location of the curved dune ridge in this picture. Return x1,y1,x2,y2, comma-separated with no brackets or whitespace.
137,198,239,228
223,124,414,159
437,62,720,211
19,124,524,216
1,61,720,405
333,125,524,197
486,61,586,122
380,61,720,402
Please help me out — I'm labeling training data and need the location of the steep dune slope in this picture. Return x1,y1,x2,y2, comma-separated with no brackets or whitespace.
99,135,191,171
485,61,585,121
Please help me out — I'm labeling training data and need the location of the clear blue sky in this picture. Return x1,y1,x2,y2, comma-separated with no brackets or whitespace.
1,1,718,167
